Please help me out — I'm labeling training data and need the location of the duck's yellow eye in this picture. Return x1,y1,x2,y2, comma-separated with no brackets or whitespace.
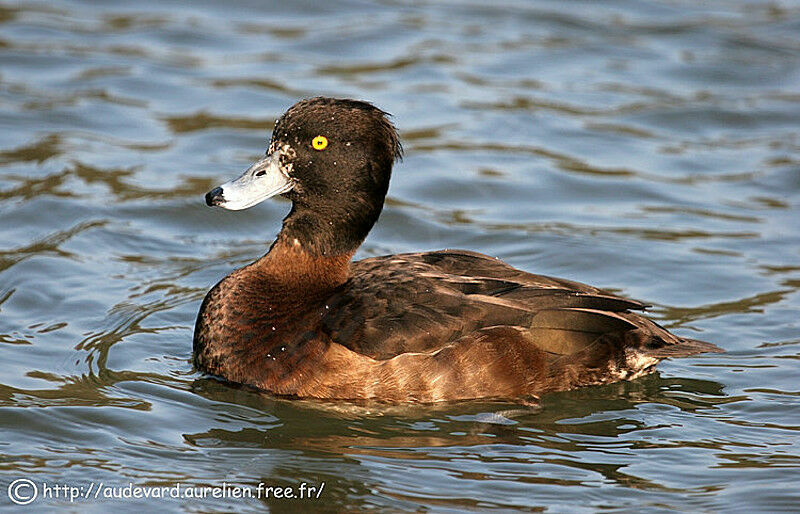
312,135,328,151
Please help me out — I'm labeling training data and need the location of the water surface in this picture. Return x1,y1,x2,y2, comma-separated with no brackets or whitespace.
1,0,799,511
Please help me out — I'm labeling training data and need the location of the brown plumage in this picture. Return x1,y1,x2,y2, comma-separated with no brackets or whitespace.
194,97,721,403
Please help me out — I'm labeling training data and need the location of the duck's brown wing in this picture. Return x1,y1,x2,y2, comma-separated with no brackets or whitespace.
318,249,711,361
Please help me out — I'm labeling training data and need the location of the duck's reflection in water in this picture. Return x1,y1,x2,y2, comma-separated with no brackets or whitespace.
187,372,728,508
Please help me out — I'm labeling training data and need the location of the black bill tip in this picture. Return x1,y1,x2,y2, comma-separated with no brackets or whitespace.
205,187,224,207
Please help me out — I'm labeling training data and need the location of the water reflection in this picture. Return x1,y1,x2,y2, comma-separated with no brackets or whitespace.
185,372,733,508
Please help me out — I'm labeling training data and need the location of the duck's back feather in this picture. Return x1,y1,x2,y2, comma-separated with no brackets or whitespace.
319,250,718,364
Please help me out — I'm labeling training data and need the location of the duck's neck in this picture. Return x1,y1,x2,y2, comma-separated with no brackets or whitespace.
275,189,384,258
254,238,353,292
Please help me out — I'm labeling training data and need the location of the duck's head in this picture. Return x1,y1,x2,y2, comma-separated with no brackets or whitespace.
205,97,402,256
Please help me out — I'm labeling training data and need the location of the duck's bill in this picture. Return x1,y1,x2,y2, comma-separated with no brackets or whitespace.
205,152,294,210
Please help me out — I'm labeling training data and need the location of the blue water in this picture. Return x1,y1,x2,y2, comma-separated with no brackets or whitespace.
1,0,799,511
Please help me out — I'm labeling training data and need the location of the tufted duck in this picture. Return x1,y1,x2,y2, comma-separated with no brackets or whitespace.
194,97,721,403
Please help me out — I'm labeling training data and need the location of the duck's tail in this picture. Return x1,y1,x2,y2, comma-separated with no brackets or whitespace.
643,337,723,359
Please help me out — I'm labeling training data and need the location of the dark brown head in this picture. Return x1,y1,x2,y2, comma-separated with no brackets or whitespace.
205,97,402,256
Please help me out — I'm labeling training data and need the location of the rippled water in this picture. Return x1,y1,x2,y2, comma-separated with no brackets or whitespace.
1,0,799,511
